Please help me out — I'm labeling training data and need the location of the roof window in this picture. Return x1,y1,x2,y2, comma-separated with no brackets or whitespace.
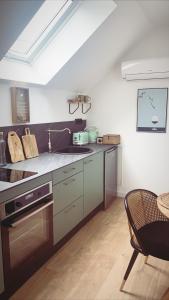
5,0,76,63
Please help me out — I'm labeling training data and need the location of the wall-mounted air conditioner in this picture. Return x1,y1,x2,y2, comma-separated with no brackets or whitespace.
121,58,169,80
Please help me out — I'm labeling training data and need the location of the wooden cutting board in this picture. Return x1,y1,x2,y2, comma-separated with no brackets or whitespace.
22,128,39,159
8,131,25,163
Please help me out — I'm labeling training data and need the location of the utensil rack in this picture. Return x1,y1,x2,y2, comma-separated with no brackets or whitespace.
68,102,80,114
67,96,91,114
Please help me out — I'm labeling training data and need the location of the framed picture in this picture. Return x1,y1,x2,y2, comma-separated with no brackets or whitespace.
11,87,30,124
137,88,168,132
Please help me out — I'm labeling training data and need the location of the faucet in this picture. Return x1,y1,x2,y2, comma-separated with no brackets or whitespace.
47,128,71,153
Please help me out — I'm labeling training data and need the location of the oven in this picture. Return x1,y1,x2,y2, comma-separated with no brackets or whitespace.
0,181,53,292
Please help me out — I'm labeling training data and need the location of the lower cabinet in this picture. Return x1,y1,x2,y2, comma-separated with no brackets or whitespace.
52,151,104,245
52,164,83,245
83,152,104,217
53,197,83,244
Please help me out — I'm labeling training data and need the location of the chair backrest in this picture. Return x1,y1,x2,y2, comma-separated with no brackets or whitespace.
124,189,168,251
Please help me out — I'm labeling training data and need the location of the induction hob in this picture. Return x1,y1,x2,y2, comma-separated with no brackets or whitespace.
0,168,37,183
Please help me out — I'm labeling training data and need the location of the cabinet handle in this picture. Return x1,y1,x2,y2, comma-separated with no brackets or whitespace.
64,204,76,214
63,178,76,186
106,148,116,154
6,200,54,228
63,167,76,174
84,159,93,165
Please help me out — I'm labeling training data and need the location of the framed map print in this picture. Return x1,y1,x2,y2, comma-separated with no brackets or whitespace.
137,88,168,132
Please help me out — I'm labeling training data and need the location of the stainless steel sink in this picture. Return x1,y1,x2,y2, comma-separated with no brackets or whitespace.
54,146,93,154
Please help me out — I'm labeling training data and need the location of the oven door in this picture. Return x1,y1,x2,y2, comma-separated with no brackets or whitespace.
1,197,53,291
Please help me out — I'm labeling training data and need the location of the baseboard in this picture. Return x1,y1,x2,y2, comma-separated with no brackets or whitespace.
117,191,125,198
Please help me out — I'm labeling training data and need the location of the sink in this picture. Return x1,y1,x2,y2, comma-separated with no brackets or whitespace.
54,146,93,154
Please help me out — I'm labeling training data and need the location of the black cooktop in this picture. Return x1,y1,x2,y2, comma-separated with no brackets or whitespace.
0,168,37,183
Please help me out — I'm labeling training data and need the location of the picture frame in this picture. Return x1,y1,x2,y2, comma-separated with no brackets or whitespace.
136,88,168,132
11,87,30,124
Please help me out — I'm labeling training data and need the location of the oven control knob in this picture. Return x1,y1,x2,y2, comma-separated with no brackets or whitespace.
15,201,22,208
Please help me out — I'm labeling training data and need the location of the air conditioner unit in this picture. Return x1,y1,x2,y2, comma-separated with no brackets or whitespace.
121,58,169,80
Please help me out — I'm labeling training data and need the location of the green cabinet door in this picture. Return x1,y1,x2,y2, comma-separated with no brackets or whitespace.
53,197,83,244
83,152,104,217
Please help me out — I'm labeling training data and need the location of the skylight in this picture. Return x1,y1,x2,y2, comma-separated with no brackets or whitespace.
0,0,117,85
5,0,74,63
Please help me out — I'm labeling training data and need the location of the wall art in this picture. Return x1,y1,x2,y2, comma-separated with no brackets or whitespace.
11,87,30,124
137,88,168,132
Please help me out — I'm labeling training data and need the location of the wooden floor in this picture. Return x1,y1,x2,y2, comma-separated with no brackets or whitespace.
11,198,169,300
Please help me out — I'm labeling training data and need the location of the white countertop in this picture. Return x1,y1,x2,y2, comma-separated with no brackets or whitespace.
0,144,115,193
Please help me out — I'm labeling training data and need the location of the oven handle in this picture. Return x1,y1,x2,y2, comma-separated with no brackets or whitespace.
6,200,54,228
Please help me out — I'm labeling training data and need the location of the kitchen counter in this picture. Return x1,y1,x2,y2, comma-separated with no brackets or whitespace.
0,144,114,193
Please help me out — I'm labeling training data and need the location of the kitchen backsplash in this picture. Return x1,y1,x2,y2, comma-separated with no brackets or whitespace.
0,120,86,163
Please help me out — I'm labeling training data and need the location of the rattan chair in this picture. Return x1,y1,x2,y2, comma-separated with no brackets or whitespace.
120,189,169,291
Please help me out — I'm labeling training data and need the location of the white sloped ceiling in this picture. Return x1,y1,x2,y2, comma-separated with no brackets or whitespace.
0,0,169,91
0,1,116,85
48,0,169,92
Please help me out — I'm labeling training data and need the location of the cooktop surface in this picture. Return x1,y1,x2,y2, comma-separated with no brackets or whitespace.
0,168,37,183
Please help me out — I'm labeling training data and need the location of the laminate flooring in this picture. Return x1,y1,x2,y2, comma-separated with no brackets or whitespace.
11,198,169,300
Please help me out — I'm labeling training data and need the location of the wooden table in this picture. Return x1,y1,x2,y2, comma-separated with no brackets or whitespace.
157,193,169,218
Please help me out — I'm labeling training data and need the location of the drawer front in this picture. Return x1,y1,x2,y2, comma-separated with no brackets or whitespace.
53,172,83,215
53,196,83,244
52,160,83,185
83,152,102,166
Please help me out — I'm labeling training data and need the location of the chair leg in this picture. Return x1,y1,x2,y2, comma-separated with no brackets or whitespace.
144,256,148,264
120,249,139,291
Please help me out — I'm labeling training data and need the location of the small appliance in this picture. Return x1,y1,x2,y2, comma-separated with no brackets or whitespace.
85,126,98,143
73,131,88,145
0,181,53,292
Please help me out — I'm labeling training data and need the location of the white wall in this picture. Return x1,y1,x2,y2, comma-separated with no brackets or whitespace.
0,81,85,126
87,26,169,196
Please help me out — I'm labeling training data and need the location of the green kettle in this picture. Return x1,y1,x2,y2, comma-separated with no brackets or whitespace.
85,127,98,143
